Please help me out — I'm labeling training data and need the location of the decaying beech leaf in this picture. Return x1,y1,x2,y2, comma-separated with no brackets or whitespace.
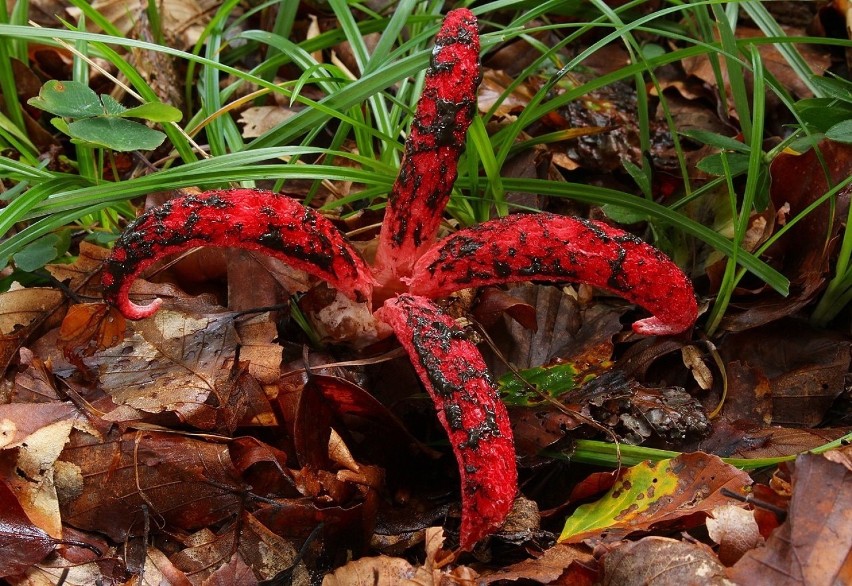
478,543,598,585
59,429,243,541
729,447,852,585
58,303,126,366
560,452,751,543
0,287,65,336
0,405,77,539
11,350,62,403
232,313,284,386
45,241,111,297
601,536,731,586
717,319,851,427
84,309,239,428
706,504,763,566
0,480,57,578
239,105,296,138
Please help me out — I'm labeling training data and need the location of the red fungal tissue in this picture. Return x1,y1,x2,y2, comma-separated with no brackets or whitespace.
376,294,517,550
102,189,375,320
103,8,698,550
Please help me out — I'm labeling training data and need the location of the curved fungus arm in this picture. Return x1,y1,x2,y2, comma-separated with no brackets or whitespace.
102,189,374,319
373,8,481,287
408,213,698,336
375,294,517,550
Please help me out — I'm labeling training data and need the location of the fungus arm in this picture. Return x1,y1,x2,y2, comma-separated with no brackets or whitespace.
372,9,481,287
102,189,374,319
409,214,698,336
375,294,517,550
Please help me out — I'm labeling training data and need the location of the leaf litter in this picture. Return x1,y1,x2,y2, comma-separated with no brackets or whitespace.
1,2,851,584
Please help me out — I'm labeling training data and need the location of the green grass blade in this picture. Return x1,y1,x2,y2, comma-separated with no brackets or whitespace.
467,115,506,219
571,431,852,470
0,2,25,133
740,1,822,97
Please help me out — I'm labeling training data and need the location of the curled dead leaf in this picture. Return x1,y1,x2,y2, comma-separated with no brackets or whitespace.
706,504,764,565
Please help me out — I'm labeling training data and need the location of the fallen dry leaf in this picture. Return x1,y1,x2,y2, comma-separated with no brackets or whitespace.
0,406,77,538
707,504,764,565
239,106,297,138
720,141,852,331
72,0,216,49
321,554,417,585
0,480,57,578
682,25,829,112
236,511,309,583
477,68,537,118
0,286,65,336
717,319,851,427
169,527,236,582
485,283,624,379
560,453,751,543
479,543,597,584
84,308,239,428
202,552,258,586
601,536,733,586
233,313,283,386
0,402,76,449
7,559,119,586
323,527,476,586
212,364,277,433
45,241,110,298
142,546,193,586
728,447,852,585
58,303,126,366
59,429,243,541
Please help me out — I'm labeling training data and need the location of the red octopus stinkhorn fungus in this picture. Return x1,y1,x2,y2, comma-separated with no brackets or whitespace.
102,8,698,550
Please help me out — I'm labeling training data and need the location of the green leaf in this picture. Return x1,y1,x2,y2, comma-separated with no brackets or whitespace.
12,233,62,271
66,117,166,151
640,43,665,60
681,129,749,153
826,120,852,144
122,102,182,123
621,158,652,198
498,364,584,406
560,458,678,542
601,204,648,225
753,166,771,212
50,117,71,135
27,80,102,118
795,98,852,133
99,94,128,116
809,75,852,104
696,152,750,176
787,133,824,154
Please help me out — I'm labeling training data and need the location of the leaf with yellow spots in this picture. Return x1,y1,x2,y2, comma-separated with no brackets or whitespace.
559,452,751,543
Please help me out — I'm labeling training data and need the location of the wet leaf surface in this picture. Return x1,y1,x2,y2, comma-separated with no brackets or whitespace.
729,448,852,585
0,480,56,577
560,452,751,543
59,429,244,541
84,309,239,428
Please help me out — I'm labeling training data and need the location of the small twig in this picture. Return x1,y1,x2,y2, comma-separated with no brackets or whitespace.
259,523,324,585
720,487,788,521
